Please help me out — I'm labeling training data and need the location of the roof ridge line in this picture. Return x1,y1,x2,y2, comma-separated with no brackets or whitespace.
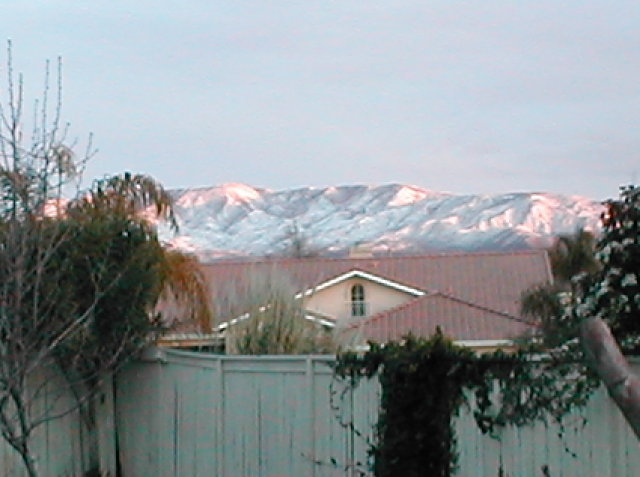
201,249,547,266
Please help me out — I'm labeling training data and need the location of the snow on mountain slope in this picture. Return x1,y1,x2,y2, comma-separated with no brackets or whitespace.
157,183,603,260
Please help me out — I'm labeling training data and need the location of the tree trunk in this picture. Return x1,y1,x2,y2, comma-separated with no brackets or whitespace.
580,316,640,439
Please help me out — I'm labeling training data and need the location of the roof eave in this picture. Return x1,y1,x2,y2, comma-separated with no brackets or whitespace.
296,269,426,298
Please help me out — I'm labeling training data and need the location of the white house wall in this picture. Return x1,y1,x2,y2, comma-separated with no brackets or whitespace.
303,277,415,325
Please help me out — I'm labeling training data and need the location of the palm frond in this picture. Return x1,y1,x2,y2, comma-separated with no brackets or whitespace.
159,249,212,332
548,229,598,285
69,172,177,230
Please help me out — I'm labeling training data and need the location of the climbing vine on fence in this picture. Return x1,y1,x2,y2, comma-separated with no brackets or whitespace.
333,330,599,477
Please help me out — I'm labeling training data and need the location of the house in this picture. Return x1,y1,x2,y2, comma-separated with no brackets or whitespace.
158,250,551,351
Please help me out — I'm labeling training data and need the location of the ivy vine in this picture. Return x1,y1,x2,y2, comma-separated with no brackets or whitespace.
333,330,599,477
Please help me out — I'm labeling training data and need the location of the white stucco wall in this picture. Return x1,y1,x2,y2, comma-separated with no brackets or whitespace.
303,277,416,325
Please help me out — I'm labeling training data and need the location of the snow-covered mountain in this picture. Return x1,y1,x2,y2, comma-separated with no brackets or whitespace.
157,183,603,261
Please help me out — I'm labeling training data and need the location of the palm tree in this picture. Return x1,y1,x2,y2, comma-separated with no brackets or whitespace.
520,228,598,346
67,172,212,336
547,228,599,290
70,172,176,227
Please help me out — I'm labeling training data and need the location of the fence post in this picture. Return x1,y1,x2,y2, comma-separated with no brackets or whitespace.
96,375,117,475
306,357,316,477
215,358,225,477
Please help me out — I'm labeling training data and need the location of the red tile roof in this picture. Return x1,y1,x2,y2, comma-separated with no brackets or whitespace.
346,292,537,343
195,250,551,342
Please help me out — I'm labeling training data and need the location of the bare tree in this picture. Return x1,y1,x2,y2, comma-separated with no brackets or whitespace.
0,42,97,476
521,229,598,347
278,221,321,258
0,44,210,476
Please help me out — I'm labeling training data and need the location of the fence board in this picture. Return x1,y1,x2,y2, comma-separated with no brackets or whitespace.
0,366,95,477
116,349,640,477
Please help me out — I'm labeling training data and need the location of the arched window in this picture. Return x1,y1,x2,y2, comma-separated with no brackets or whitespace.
351,284,366,317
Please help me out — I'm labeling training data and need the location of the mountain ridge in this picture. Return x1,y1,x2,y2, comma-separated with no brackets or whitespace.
156,183,603,261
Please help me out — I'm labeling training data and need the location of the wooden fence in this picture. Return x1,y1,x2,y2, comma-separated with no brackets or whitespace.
115,349,640,477
0,366,97,477
115,350,376,477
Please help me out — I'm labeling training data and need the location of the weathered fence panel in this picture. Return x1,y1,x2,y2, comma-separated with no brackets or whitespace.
116,350,377,477
116,349,640,477
456,383,640,477
0,366,96,477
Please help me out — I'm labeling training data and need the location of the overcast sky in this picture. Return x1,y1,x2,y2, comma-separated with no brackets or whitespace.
1,1,639,200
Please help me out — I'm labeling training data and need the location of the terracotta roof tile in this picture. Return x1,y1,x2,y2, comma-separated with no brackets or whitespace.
348,292,537,342
201,250,550,309
192,250,550,342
